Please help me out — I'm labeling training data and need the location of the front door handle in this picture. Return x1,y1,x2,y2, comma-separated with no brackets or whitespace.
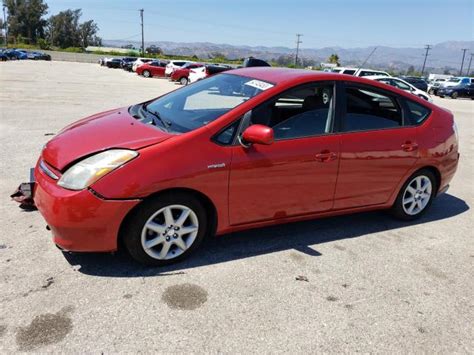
401,141,419,152
315,150,337,162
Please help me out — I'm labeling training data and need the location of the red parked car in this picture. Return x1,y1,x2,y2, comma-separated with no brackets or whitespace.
170,63,204,85
136,60,167,78
29,68,459,265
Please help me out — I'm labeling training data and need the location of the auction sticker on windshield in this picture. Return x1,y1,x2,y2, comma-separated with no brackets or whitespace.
244,79,274,91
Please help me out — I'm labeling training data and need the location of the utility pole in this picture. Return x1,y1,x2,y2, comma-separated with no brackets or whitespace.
467,53,473,76
139,9,145,56
466,53,474,76
459,48,468,76
421,44,431,76
294,33,303,67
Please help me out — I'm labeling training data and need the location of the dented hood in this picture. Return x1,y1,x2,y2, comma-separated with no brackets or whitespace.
42,108,172,170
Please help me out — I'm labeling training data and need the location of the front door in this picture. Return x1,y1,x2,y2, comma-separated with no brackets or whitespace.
228,81,340,225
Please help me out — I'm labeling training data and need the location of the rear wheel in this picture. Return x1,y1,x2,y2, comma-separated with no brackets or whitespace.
179,77,188,85
123,193,208,266
142,70,152,78
390,169,436,221
451,92,458,99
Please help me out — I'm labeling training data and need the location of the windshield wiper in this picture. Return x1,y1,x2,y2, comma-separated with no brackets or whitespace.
142,104,171,131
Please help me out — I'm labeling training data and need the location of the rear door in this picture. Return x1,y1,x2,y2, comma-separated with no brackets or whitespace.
333,83,419,209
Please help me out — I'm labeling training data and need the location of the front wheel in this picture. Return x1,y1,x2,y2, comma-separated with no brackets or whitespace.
123,193,208,266
142,70,152,78
451,92,458,99
390,170,436,221
179,77,188,85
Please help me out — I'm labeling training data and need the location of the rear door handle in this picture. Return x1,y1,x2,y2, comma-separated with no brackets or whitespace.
315,150,337,162
401,142,419,152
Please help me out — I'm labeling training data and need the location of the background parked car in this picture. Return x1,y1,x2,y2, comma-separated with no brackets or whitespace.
331,67,390,77
437,83,474,99
427,78,447,95
0,52,7,61
120,57,137,68
366,76,432,101
136,60,168,78
165,60,193,77
401,76,428,92
170,63,204,85
99,57,114,66
122,60,135,71
438,77,473,91
105,58,123,68
242,57,271,67
188,64,232,83
132,58,154,72
4,49,28,60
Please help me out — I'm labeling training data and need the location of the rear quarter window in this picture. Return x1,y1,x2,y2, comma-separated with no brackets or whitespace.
405,100,431,125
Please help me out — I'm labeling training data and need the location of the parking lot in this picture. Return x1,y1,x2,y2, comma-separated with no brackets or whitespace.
0,61,473,353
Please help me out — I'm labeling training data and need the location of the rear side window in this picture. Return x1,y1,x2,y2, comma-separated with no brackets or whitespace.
405,100,431,125
342,86,402,132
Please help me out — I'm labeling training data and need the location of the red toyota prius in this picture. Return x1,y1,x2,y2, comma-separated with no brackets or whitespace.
31,68,459,265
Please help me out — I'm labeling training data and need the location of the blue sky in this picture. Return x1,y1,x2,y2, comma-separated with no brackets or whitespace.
46,0,473,48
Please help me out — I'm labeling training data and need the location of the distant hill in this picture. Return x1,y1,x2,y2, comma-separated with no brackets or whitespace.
103,39,474,74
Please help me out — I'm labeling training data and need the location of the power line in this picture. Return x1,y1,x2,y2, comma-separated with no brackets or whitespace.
139,9,144,56
459,48,468,75
357,47,377,71
421,44,431,76
294,34,303,67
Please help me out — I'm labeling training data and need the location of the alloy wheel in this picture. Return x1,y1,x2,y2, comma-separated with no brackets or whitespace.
141,204,199,260
402,175,432,216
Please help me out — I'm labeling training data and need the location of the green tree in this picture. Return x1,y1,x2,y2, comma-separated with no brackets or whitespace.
48,9,101,48
3,0,48,44
79,20,101,47
328,53,340,66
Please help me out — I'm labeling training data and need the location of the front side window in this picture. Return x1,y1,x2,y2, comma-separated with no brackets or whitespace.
342,86,402,132
143,74,272,133
250,82,334,140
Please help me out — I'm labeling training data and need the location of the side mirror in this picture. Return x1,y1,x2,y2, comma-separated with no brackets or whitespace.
240,124,274,147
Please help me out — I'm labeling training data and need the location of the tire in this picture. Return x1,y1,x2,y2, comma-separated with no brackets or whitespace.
142,70,151,78
428,89,434,95
123,192,208,266
390,169,437,221
451,92,458,99
179,77,188,85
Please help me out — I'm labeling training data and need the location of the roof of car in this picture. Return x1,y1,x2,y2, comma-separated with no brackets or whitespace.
227,67,355,84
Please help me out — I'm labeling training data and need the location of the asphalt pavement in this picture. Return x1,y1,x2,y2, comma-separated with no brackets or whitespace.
0,61,473,353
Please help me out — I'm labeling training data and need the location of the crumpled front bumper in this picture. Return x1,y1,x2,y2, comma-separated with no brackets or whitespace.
16,162,141,252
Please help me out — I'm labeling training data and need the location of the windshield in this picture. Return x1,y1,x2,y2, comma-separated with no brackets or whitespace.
447,78,461,83
142,74,274,133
